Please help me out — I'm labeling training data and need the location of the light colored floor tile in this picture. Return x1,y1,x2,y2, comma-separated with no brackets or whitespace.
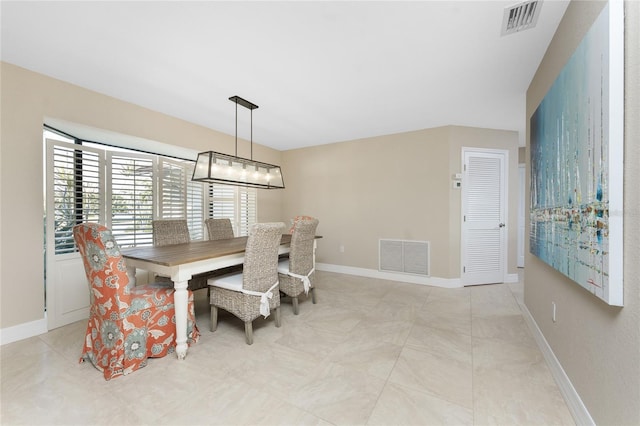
427,286,471,303
155,373,329,426
328,332,403,380
473,336,552,384
388,346,473,409
274,321,348,359
509,276,525,305
314,286,383,316
286,361,386,425
0,270,575,426
405,324,472,363
471,283,522,317
380,281,432,306
372,300,424,323
37,319,88,363
300,303,364,334
474,367,575,425
367,382,473,426
1,347,76,395
415,304,472,336
225,340,326,397
349,314,414,346
471,313,538,346
1,365,145,425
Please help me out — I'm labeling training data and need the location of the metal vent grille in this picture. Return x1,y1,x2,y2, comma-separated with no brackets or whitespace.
501,0,542,36
379,239,430,277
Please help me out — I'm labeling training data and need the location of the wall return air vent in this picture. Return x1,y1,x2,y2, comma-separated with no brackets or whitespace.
501,0,542,36
379,239,430,277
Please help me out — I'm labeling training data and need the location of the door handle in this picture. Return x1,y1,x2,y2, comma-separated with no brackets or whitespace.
498,223,506,228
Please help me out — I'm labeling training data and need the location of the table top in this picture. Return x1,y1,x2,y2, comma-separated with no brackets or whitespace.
121,234,293,267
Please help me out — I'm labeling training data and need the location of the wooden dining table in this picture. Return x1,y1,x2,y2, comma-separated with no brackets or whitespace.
120,234,293,359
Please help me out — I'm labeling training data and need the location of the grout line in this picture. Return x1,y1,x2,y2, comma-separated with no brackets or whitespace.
468,285,477,426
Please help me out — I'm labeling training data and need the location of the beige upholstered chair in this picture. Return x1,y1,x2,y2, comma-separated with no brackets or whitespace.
152,219,190,246
278,218,319,314
152,219,209,292
205,218,235,240
208,222,285,345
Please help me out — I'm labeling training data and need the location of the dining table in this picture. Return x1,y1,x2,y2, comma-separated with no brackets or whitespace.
120,234,294,359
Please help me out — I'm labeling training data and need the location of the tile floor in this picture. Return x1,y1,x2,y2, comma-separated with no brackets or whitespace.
0,271,575,425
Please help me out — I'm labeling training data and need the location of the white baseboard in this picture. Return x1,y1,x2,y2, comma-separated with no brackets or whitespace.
0,315,48,345
520,303,595,426
505,273,520,283
315,263,462,288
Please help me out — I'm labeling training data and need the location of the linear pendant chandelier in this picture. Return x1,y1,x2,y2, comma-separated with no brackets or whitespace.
192,96,285,189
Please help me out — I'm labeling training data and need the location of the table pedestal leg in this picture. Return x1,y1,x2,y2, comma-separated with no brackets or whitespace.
172,280,189,360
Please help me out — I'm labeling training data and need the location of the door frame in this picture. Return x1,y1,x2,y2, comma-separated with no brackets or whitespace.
460,147,509,285
517,163,525,268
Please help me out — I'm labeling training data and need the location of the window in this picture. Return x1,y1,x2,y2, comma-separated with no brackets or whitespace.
49,142,103,254
207,184,257,237
46,133,256,253
108,151,154,247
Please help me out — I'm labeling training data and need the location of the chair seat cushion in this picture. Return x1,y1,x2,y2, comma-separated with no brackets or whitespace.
208,272,244,292
277,259,290,274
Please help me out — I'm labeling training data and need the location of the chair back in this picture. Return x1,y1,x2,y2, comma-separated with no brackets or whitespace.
205,218,235,240
73,222,132,315
153,219,190,246
289,218,319,275
242,222,285,292
289,215,315,233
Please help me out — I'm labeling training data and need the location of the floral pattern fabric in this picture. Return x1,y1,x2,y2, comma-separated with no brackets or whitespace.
74,223,200,380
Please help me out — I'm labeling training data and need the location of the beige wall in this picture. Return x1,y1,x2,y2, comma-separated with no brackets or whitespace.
525,1,639,424
0,62,283,329
282,125,519,279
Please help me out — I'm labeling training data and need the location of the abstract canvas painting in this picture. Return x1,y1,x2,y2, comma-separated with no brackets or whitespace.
529,2,623,306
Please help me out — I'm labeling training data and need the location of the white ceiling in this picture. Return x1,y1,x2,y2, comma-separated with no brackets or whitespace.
1,1,569,151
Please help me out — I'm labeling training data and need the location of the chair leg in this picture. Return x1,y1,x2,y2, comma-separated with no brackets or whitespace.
210,305,218,332
275,307,281,327
292,297,299,315
310,287,317,304
244,321,254,345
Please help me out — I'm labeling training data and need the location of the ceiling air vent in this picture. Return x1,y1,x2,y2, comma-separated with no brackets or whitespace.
501,0,542,36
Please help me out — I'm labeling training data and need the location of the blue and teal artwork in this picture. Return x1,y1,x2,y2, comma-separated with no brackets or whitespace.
530,3,623,305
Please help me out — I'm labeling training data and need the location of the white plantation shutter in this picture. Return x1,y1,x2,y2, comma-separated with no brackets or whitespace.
159,159,206,240
207,184,256,236
238,188,257,236
47,136,255,250
159,159,187,219
49,142,104,254
187,177,205,240
209,185,235,220
107,152,154,247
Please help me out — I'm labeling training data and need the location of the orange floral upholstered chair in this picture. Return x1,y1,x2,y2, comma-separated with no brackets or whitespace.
73,223,199,380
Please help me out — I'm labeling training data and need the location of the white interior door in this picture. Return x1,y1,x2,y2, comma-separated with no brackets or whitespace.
461,148,508,285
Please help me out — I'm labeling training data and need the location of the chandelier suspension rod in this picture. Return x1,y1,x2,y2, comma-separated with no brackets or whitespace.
233,96,255,160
